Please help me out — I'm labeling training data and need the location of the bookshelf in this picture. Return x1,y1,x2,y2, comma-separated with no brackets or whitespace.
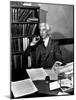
11,2,40,81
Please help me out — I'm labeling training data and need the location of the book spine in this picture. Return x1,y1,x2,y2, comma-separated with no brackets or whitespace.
14,8,17,22
23,10,32,22
22,9,29,21
32,24,37,35
12,8,15,22
23,37,29,51
20,38,23,51
13,55,17,69
18,9,25,21
17,8,18,22
18,38,21,51
11,39,15,52
20,55,23,69
28,24,34,35
11,55,14,70
32,9,35,18
17,55,21,69
19,9,27,22
23,24,25,36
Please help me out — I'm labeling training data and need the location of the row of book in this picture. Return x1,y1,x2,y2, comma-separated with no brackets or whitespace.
11,54,23,70
11,23,38,37
11,37,29,52
11,8,39,22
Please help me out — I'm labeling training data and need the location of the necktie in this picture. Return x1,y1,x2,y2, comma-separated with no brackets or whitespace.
42,41,46,48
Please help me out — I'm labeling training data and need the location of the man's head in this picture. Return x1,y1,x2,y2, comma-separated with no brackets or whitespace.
39,23,50,39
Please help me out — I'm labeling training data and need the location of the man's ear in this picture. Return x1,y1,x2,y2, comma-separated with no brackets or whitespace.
47,28,51,36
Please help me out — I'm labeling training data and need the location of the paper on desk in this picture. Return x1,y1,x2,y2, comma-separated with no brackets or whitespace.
50,81,60,90
45,69,58,80
11,79,38,98
61,78,73,88
26,68,48,80
58,91,69,95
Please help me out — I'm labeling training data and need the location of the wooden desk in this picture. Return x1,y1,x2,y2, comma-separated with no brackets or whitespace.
11,69,74,99
34,80,60,96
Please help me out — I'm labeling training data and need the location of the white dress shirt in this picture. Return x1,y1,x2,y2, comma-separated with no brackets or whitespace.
43,36,49,47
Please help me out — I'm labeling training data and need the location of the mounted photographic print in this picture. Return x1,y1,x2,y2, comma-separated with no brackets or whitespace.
10,1,74,99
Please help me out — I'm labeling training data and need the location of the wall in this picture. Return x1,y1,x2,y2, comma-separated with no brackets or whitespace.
33,3,74,63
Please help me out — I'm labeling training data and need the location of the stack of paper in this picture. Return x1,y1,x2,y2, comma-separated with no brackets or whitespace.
49,81,60,90
61,78,73,88
26,68,48,81
11,79,38,98
58,91,69,95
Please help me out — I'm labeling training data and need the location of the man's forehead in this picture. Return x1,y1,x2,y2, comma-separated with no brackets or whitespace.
40,23,49,30
40,25,47,30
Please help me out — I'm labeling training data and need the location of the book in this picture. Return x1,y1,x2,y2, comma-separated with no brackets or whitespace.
12,8,15,22
20,38,23,51
26,68,48,81
27,17,39,22
22,9,30,21
11,24,15,37
19,24,23,36
22,24,25,35
14,55,22,70
11,55,15,70
32,24,37,35
18,9,26,21
28,24,34,35
13,55,17,69
18,38,21,51
23,10,33,21
24,24,27,35
11,79,38,98
23,37,29,51
11,39,15,52
26,24,30,35
14,8,17,22
15,39,18,52
11,39,18,52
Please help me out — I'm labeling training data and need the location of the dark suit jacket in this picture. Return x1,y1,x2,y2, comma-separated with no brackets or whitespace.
36,38,63,69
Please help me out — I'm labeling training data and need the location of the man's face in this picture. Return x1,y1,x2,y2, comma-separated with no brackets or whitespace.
40,26,48,39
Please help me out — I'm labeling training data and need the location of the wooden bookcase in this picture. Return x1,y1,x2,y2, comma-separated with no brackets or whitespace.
10,3,40,81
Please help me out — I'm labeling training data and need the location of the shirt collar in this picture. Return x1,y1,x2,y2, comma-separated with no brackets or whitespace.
43,36,49,47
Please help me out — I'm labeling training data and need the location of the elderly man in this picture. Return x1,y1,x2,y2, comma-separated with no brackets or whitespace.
30,23,63,69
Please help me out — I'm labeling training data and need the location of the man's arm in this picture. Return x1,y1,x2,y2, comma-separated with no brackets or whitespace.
54,42,63,64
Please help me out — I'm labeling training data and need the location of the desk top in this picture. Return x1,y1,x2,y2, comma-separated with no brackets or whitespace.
11,67,74,99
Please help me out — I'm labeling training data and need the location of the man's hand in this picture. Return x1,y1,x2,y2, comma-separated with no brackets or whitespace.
30,36,40,46
52,61,63,74
54,61,63,66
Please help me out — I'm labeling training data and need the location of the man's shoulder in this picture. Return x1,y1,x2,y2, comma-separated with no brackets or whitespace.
49,38,57,43
49,38,59,46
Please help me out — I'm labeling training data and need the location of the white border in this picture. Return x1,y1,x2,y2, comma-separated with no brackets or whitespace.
0,0,76,100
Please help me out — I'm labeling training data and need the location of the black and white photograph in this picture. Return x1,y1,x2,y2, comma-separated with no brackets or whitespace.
10,1,74,99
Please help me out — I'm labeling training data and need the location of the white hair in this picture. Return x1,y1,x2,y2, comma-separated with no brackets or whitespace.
39,23,50,31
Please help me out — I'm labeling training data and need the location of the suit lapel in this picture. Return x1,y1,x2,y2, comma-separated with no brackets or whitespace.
45,38,53,58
